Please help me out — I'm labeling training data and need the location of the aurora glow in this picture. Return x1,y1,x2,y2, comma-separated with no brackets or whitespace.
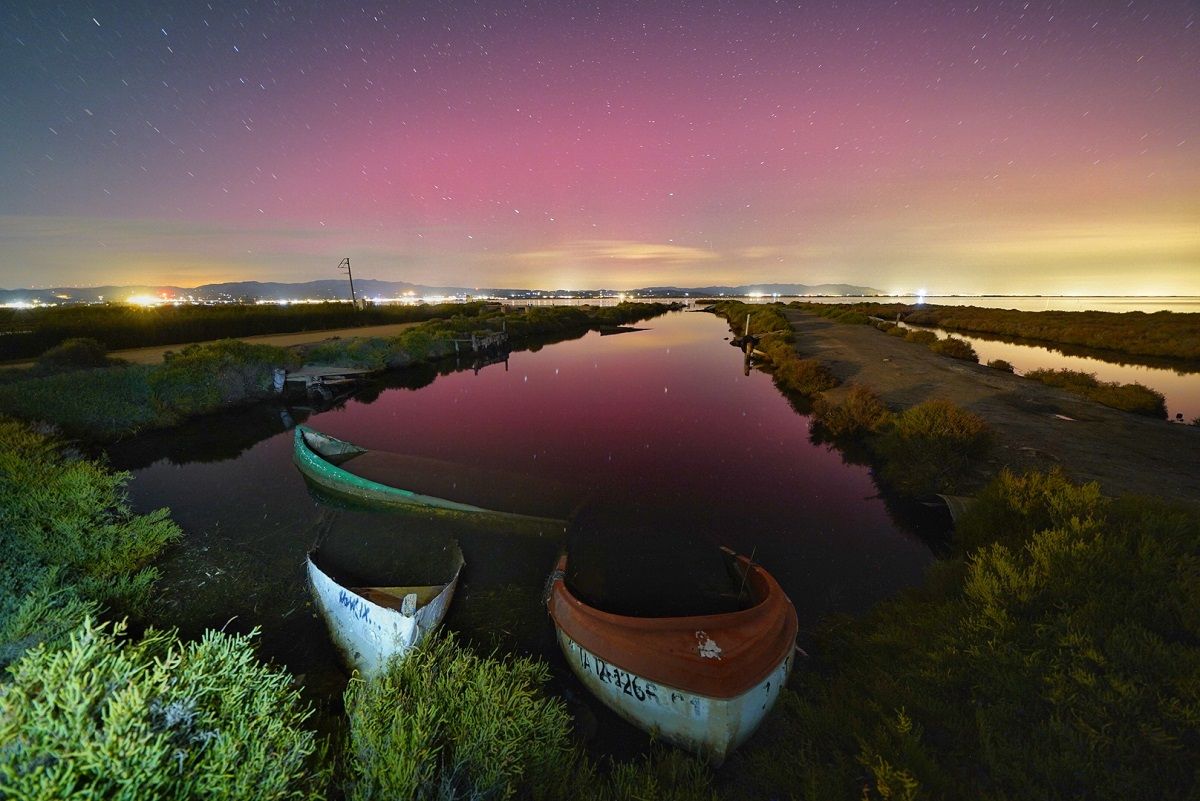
2,1,1197,293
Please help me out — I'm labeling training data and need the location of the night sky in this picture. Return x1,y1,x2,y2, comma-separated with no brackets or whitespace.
2,1,1197,293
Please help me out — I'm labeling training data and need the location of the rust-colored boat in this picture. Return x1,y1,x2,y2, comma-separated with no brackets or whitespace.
545,547,798,764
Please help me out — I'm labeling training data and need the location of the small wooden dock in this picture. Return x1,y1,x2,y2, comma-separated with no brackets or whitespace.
285,365,374,391
447,330,509,354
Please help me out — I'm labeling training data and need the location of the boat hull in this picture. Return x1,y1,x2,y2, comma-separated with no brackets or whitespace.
293,426,565,527
555,627,792,765
294,426,493,515
307,554,460,677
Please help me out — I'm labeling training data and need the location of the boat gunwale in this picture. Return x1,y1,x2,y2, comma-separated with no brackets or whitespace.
551,552,778,631
547,552,798,699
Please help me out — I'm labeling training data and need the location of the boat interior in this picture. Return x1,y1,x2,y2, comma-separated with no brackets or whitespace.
302,428,367,464
309,509,464,590
351,584,447,611
321,448,587,520
565,508,758,618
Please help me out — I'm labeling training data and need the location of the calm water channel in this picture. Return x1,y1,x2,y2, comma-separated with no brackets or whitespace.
901,324,1200,421
110,310,938,740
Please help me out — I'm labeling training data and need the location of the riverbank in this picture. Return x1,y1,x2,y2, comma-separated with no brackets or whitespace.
0,302,678,439
785,308,1200,505
789,301,1200,362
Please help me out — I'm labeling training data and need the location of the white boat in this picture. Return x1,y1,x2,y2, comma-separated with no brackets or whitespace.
307,538,464,677
545,547,798,765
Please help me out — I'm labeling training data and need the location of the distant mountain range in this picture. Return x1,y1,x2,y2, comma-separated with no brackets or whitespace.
0,279,885,304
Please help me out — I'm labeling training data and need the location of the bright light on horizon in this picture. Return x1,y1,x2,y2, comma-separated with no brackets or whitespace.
126,295,164,307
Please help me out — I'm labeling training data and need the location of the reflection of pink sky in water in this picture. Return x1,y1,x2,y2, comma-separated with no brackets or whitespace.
307,311,933,621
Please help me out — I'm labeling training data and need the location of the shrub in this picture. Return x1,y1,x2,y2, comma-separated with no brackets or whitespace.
773,357,839,396
0,618,326,801
1025,368,1167,418
752,472,1200,800
607,750,718,801
831,310,871,325
813,385,893,438
0,418,180,662
903,329,938,346
885,325,909,338
150,339,295,417
709,301,794,343
929,337,978,362
986,359,1014,372
950,493,1200,799
32,337,112,373
342,633,584,801
1086,381,1167,418
0,301,484,362
953,468,1106,554
1025,367,1098,390
875,399,993,494
0,364,158,438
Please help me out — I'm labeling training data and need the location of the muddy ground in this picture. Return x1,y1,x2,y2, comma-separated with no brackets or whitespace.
784,309,1200,507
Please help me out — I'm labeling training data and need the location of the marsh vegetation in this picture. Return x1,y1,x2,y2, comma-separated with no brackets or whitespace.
0,301,480,362
0,303,674,439
790,301,1200,363
1025,367,1167,419
4,416,1195,800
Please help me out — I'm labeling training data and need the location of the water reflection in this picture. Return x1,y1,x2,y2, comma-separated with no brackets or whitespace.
117,310,940,740
902,323,1200,420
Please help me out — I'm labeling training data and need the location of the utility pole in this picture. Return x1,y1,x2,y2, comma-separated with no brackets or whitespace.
337,257,357,306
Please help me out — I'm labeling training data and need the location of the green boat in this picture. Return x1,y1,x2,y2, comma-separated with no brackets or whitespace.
292,426,576,526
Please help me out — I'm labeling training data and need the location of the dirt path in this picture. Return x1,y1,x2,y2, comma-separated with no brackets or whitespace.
785,309,1200,506
7,321,422,367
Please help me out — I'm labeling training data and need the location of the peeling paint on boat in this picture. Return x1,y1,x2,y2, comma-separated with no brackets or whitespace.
307,545,463,677
555,629,792,765
546,549,798,765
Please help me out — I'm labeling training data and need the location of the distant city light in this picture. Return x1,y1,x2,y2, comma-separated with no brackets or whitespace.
126,295,164,307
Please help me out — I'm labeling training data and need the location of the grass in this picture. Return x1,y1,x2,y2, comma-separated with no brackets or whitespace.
789,302,873,326
1025,367,1167,418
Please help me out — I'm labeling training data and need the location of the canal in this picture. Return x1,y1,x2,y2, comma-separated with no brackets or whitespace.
109,309,938,745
